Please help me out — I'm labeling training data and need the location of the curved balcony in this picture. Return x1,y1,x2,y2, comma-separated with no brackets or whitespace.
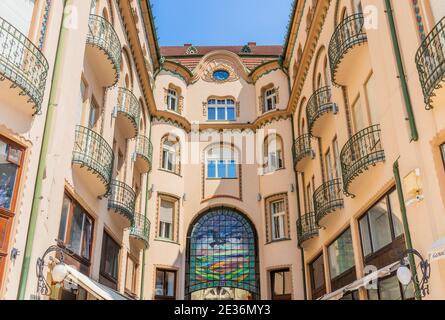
329,13,368,86
307,86,338,136
314,179,344,226
297,212,319,247
130,213,151,247
293,133,315,171
340,125,385,197
85,14,121,87
415,16,445,109
135,135,153,173
115,87,140,139
108,179,136,225
72,126,114,197
0,17,49,115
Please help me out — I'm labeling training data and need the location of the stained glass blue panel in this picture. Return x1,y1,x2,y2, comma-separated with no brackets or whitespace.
208,107,216,120
207,160,216,178
227,107,236,121
213,70,230,81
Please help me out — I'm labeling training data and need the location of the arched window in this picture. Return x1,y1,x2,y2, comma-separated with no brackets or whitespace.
206,145,237,179
264,135,284,172
167,88,178,111
161,136,180,174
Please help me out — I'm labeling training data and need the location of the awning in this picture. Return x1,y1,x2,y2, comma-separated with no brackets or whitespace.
319,261,400,300
65,265,130,300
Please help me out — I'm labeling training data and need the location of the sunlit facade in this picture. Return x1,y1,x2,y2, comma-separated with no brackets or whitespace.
1,0,445,301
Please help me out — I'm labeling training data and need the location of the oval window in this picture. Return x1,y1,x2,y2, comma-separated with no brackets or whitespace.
213,70,230,81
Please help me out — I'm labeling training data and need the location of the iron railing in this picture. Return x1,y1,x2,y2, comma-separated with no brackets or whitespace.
116,87,141,134
293,133,314,167
314,179,344,224
328,13,367,85
0,17,49,114
297,212,319,246
86,14,121,86
72,126,114,194
340,124,385,196
108,179,136,223
307,86,337,134
135,135,153,169
415,16,445,109
130,212,151,245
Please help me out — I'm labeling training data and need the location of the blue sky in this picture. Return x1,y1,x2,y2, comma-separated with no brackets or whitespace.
150,0,294,47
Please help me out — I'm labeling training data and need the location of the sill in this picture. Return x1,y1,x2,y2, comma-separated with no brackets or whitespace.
266,238,291,245
154,237,180,245
158,168,182,177
262,167,285,175
261,108,278,115
166,108,182,115
206,120,237,123
206,177,238,180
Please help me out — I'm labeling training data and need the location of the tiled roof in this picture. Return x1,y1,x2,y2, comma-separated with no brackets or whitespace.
161,44,283,71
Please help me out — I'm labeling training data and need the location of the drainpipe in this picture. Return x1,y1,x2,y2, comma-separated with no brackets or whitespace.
139,114,153,299
17,0,71,300
290,115,307,300
384,0,419,142
393,159,422,300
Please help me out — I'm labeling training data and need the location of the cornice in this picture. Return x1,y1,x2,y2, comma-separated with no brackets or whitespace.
282,0,305,69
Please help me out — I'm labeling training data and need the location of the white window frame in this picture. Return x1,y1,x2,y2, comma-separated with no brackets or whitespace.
271,200,286,240
265,136,283,172
162,141,177,173
207,99,236,121
206,147,237,179
264,89,277,112
167,89,178,112
159,199,174,240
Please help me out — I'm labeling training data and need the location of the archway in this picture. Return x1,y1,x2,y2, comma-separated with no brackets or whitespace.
185,207,260,300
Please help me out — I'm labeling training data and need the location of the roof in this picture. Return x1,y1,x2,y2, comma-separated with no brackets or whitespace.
160,44,283,71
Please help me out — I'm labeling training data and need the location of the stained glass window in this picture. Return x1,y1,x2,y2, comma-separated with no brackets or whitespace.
186,208,259,299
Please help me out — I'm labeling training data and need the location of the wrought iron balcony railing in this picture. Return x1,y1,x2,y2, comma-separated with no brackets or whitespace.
328,13,367,85
293,133,315,167
116,87,140,134
86,14,121,86
130,212,151,245
340,124,385,196
297,212,319,246
135,135,153,168
108,179,136,223
314,179,344,224
72,126,114,192
415,16,445,109
0,17,49,114
306,86,337,134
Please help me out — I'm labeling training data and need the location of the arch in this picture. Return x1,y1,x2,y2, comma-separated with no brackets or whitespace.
139,98,147,135
121,46,134,90
334,0,349,27
185,206,260,300
297,97,307,135
160,133,181,175
312,46,327,91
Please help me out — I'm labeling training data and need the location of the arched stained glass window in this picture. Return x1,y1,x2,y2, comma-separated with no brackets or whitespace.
186,207,259,300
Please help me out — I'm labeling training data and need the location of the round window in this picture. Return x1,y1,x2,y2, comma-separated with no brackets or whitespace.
213,70,230,81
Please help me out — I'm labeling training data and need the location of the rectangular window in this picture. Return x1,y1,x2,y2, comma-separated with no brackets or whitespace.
365,73,378,125
306,183,313,212
309,254,326,300
100,232,120,285
264,89,277,112
159,199,174,240
271,200,286,240
58,193,93,261
207,159,237,179
88,99,99,129
332,137,341,179
125,255,138,295
368,274,415,300
167,89,177,111
0,139,23,211
162,142,177,173
155,269,176,300
352,96,366,133
359,189,405,259
271,269,292,300
77,79,86,125
325,149,333,180
328,228,355,279
207,99,236,121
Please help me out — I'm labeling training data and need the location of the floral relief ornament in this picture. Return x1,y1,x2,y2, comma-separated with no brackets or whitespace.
201,60,239,83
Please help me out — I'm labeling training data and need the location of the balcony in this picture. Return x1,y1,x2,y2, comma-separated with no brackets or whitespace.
328,13,368,86
134,135,153,173
314,179,344,226
0,17,48,115
306,86,338,136
340,125,385,197
416,16,445,109
108,179,136,226
72,126,113,196
293,133,315,171
115,88,140,139
130,212,151,247
85,14,121,87
297,212,319,247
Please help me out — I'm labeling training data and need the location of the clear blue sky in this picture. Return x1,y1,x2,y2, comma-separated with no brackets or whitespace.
150,0,294,47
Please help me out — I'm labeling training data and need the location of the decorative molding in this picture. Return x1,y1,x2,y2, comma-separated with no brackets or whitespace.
185,45,199,55
201,60,239,83
39,0,52,50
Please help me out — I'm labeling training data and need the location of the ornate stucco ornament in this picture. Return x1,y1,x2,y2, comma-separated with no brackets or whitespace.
201,60,239,83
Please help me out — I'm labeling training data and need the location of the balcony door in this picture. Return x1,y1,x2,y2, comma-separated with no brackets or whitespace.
0,0,35,36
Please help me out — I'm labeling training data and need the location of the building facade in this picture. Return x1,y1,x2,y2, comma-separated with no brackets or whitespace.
1,0,445,300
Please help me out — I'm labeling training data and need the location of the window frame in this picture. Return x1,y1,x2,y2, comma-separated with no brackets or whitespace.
327,227,356,284
265,193,290,243
157,195,179,242
99,231,121,286
206,146,237,179
57,192,95,264
264,135,284,173
309,253,327,300
124,253,139,297
167,89,178,112
160,136,180,175
207,98,236,121
154,268,177,300
271,200,286,240
270,268,292,300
